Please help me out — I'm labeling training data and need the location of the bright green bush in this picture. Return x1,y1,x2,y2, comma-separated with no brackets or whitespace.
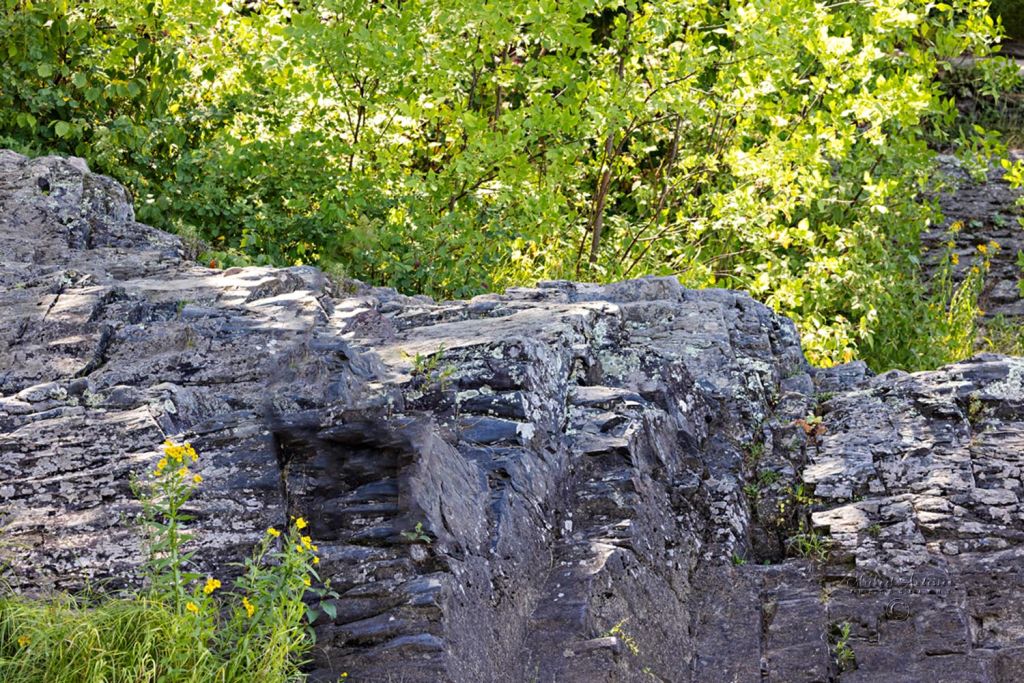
0,441,322,683
0,0,1016,371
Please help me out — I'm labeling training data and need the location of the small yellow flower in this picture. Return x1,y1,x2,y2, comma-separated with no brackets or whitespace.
203,577,221,595
303,576,311,587
988,240,1000,252
17,635,30,648
186,601,199,614
193,473,203,484
295,517,308,530
267,527,281,538
977,243,988,255
313,556,320,565
951,253,959,265
242,596,255,618
177,466,189,479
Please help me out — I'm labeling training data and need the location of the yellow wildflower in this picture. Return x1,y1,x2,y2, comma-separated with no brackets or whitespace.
17,635,30,648
988,240,1001,252
301,535,313,550
242,596,255,618
177,466,189,479
313,556,320,565
193,473,203,484
267,527,281,538
303,576,311,587
186,601,199,614
951,253,959,265
977,243,988,255
203,577,221,595
295,517,308,530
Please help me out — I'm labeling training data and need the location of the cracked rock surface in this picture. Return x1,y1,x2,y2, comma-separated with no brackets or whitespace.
1,150,1023,682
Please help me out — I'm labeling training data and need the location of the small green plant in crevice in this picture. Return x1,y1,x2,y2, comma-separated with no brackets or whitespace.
777,483,820,521
966,393,985,426
0,440,322,682
742,483,762,502
786,523,832,563
816,391,836,405
731,553,748,566
606,618,641,657
744,441,765,468
400,522,432,544
866,524,882,539
829,621,856,673
403,345,457,394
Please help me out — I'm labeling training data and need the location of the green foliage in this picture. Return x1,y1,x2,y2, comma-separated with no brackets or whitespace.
989,0,1024,38
404,346,456,393
399,522,432,544
0,0,1015,371
786,523,832,562
829,621,856,672
0,441,319,682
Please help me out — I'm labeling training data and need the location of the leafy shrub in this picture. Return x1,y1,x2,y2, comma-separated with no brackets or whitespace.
0,0,1016,371
0,440,320,682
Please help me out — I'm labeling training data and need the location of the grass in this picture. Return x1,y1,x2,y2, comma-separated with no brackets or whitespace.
1,595,216,683
981,314,1024,356
0,440,321,683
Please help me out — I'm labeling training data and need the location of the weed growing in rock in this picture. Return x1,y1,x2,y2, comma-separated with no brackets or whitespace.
400,522,432,544
829,621,856,672
786,523,832,563
0,440,322,682
404,345,456,394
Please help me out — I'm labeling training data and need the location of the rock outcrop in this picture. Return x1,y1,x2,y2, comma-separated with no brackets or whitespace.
928,153,1024,327
2,151,1023,682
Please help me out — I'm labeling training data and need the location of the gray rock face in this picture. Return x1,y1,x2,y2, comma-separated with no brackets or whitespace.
1,151,1022,682
928,154,1024,325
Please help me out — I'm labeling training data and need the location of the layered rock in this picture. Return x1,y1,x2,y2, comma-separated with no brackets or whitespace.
927,153,1024,326
1,151,1022,682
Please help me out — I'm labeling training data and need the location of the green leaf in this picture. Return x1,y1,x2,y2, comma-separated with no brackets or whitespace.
54,121,72,138
37,63,53,78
